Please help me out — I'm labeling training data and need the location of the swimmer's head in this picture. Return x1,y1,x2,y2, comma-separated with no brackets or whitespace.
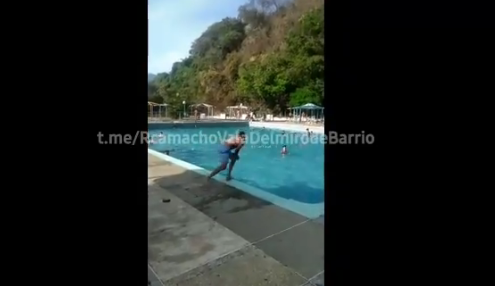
160,132,163,135
238,131,246,139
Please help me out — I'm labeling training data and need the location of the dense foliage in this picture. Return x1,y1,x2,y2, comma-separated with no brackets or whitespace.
148,0,323,117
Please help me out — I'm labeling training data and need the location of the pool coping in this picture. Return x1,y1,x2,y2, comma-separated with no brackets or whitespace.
249,122,324,134
148,149,324,219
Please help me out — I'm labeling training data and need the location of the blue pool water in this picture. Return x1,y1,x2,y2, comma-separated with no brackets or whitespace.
149,126,324,205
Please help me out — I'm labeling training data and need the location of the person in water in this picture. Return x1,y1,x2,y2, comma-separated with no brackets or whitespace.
306,128,311,137
281,145,288,155
158,132,164,138
207,131,246,181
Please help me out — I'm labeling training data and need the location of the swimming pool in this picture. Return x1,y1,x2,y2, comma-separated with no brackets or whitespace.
149,124,324,218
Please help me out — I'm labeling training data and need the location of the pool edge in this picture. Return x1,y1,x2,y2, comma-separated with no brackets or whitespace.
148,149,324,219
249,122,324,134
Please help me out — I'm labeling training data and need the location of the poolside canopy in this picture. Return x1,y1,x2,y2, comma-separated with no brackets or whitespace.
226,104,249,118
289,103,324,122
148,101,168,118
291,103,324,110
189,103,214,117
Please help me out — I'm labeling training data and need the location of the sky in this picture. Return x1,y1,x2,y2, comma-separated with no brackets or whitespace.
148,0,247,74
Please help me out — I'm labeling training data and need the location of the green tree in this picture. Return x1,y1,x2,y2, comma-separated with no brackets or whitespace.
150,0,324,113
289,86,322,107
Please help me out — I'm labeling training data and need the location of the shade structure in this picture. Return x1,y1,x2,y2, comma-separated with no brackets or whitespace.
290,103,324,110
189,103,214,118
148,101,168,118
289,103,324,123
226,104,249,119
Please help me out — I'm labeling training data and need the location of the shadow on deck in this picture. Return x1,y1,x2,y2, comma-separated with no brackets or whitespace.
148,155,324,285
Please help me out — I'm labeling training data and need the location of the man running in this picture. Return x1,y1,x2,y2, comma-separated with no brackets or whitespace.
207,131,246,181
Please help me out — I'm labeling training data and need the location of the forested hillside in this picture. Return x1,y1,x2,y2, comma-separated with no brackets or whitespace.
148,0,323,117
148,73,156,82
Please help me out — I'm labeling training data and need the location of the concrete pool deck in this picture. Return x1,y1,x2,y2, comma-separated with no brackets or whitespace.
148,153,324,286
250,122,324,133
148,149,324,219
149,119,249,123
149,119,323,134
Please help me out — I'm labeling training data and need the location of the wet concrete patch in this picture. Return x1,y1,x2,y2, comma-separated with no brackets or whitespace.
313,215,324,225
254,220,324,278
155,176,308,242
212,206,308,243
165,245,307,286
